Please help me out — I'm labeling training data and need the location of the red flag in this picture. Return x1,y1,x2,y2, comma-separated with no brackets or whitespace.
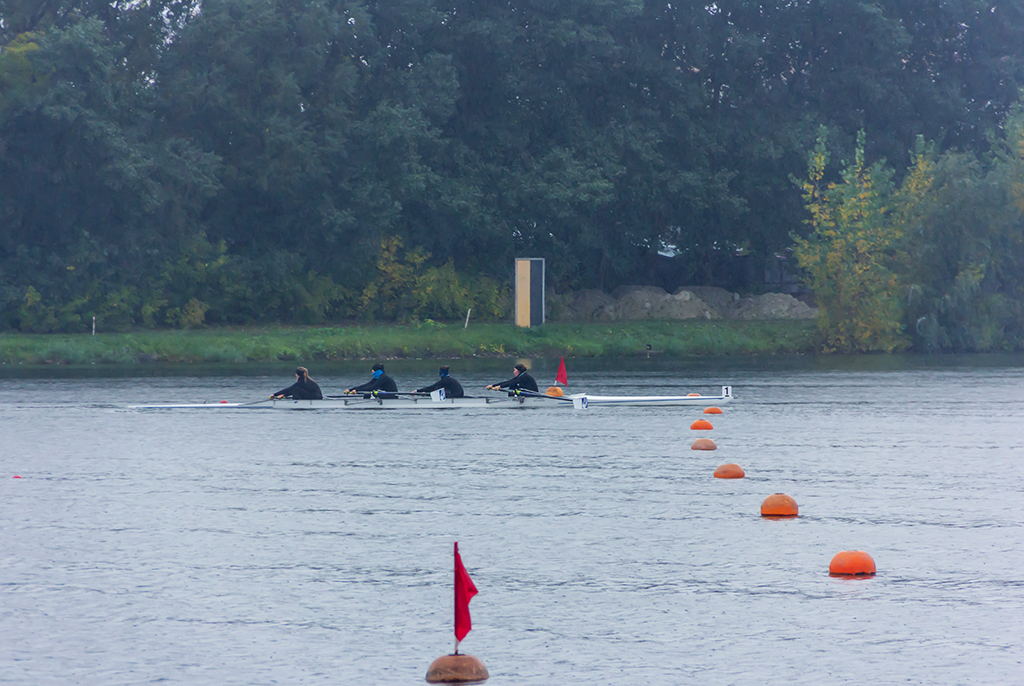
556,356,568,386
454,542,478,643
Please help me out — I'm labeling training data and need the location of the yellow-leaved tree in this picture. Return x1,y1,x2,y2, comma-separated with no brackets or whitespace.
793,128,934,353
359,237,507,321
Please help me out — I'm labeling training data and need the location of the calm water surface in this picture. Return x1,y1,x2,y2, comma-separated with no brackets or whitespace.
1,356,1022,685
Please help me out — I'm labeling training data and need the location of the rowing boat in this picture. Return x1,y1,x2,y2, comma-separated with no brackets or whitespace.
132,386,733,410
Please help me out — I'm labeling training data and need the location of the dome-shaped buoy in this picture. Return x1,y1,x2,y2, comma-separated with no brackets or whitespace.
425,654,489,683
545,386,564,397
690,419,713,430
704,406,723,414
829,551,876,577
760,493,798,517
691,438,717,450
687,392,701,397
713,463,745,479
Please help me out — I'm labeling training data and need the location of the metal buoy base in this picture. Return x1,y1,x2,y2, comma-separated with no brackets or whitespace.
425,653,489,683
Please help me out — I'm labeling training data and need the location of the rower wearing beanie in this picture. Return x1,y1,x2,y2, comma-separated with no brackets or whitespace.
346,362,399,399
416,365,465,398
486,363,538,395
271,366,324,400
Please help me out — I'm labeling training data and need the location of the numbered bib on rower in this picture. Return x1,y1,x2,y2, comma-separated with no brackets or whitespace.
431,388,447,402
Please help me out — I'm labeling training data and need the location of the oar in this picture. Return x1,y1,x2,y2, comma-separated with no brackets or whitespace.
338,396,385,406
319,394,389,406
241,398,275,406
511,388,591,410
484,388,575,403
326,391,414,398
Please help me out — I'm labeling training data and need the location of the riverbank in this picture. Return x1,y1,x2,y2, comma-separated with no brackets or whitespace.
0,320,817,365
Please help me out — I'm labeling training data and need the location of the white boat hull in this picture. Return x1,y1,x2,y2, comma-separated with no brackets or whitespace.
132,387,733,410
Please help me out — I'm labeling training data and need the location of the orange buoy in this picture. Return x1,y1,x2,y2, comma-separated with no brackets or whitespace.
713,463,745,479
690,419,713,430
691,438,717,450
829,551,876,577
704,407,723,414
760,493,798,517
425,654,489,683
545,386,564,397
687,392,701,397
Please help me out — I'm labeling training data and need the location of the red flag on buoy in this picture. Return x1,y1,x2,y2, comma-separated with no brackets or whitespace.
556,356,568,386
454,542,478,644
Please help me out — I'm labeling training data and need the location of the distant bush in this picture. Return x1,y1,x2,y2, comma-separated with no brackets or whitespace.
359,237,509,322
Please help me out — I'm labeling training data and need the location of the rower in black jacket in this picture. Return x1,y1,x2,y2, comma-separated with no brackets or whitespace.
416,365,465,398
271,367,324,400
486,363,539,395
346,362,399,399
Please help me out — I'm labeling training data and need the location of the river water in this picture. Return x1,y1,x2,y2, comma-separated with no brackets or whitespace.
1,356,1022,685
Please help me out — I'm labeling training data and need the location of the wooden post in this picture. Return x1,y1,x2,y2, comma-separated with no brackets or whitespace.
514,258,544,328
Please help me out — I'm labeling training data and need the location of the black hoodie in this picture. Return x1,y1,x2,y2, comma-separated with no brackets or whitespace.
274,378,323,400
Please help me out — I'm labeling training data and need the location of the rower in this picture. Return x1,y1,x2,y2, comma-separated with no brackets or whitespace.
486,363,539,395
271,366,324,400
346,362,399,399
415,365,465,398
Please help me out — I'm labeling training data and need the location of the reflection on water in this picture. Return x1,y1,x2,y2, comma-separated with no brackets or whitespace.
1,355,1023,685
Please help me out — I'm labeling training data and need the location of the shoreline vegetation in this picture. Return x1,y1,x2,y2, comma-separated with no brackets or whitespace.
0,321,817,366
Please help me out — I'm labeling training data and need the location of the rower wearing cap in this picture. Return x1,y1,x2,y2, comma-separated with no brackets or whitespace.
271,366,324,400
346,362,399,399
416,365,465,398
486,363,539,395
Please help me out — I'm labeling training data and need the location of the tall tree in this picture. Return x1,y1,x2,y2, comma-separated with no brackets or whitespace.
155,0,372,279
793,129,926,352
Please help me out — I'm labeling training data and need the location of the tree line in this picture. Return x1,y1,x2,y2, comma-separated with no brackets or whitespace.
1,0,1022,350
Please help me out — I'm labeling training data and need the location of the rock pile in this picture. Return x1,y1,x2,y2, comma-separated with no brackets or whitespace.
551,286,816,322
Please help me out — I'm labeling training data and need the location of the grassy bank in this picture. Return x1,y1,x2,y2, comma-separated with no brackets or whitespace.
0,320,817,365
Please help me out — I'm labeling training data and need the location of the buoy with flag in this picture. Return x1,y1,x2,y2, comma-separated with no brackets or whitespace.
425,542,489,683
546,356,569,397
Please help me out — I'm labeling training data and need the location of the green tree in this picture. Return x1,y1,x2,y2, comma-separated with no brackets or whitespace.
903,100,1024,351
3,0,1024,332
793,128,929,352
